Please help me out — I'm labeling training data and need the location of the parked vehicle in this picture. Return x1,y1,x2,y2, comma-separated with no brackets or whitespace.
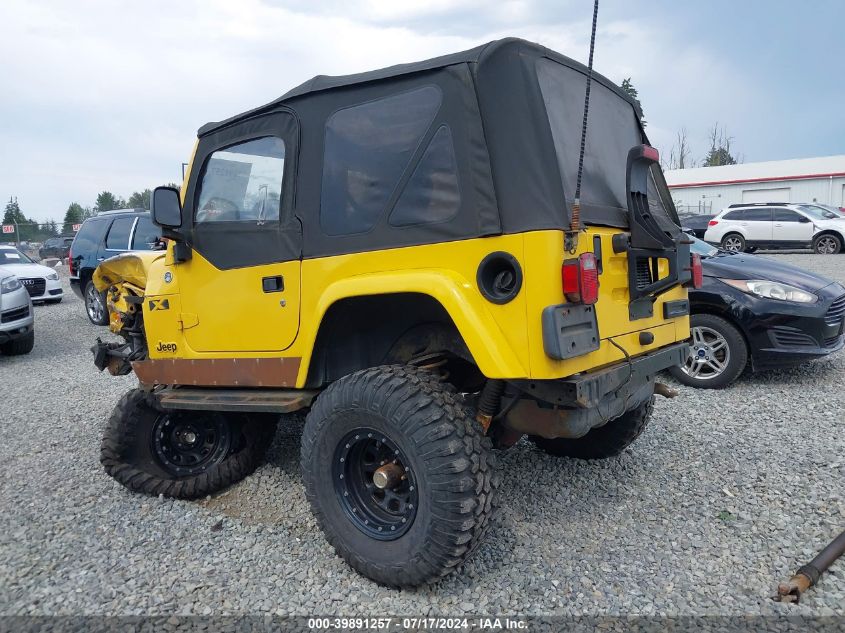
801,203,845,218
39,235,75,260
669,237,845,388
703,203,845,254
68,209,160,324
0,245,63,304
0,266,35,355
678,213,715,239
90,38,699,587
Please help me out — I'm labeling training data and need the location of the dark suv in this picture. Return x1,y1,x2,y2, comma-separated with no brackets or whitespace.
69,209,161,324
39,235,75,260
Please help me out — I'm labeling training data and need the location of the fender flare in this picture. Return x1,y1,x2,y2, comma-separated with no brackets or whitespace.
296,269,528,384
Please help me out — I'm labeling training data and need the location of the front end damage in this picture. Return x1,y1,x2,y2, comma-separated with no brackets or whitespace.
90,252,162,376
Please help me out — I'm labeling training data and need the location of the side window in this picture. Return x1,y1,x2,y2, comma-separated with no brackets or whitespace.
389,125,461,227
722,210,745,220
773,209,801,222
744,208,772,222
196,137,285,224
320,86,442,235
132,216,161,250
105,217,135,250
71,219,108,255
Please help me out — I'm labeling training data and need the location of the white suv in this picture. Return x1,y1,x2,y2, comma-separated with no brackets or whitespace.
703,203,845,254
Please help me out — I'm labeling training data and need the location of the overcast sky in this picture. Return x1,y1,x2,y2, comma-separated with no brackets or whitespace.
2,0,843,221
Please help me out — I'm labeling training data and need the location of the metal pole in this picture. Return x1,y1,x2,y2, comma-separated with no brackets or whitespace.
776,529,845,603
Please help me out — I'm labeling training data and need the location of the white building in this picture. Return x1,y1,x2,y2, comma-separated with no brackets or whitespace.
664,155,845,215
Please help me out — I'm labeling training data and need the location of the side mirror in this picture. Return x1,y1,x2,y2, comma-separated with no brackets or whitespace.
151,187,183,229
798,216,811,223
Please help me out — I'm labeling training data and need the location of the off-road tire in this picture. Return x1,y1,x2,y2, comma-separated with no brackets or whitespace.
813,233,842,255
0,330,35,356
101,389,277,499
720,233,746,253
530,397,654,460
301,365,498,587
667,313,748,389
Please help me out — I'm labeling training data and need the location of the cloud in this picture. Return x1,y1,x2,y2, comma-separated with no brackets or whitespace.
0,0,749,220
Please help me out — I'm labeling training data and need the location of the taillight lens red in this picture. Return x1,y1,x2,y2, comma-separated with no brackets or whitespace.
691,254,703,289
707,220,719,226
562,252,599,304
67,248,73,274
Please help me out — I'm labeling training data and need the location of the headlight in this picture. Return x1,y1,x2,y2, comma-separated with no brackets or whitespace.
46,272,59,281
720,278,818,303
1,276,22,294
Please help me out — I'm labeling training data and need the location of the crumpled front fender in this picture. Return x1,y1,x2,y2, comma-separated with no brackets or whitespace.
93,252,164,293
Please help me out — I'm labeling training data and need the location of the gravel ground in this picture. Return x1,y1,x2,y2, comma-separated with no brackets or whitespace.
0,254,843,617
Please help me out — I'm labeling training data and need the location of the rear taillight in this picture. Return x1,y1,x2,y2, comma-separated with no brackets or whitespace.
562,252,599,304
691,254,703,289
707,220,719,226
67,248,73,274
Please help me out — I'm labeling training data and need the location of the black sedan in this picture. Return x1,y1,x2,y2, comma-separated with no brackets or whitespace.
678,213,715,239
668,238,845,388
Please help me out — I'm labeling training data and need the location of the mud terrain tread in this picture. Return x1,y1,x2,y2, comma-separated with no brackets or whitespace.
300,365,499,587
100,389,276,500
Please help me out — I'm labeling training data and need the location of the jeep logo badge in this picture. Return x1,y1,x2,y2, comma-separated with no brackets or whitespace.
155,341,177,353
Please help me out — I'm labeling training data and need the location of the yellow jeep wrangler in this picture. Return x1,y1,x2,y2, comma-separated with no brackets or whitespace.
92,38,699,587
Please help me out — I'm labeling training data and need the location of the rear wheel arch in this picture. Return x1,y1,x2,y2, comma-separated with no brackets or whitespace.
304,293,483,391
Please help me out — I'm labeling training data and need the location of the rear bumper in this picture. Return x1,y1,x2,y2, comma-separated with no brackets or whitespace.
506,342,689,439
514,342,689,408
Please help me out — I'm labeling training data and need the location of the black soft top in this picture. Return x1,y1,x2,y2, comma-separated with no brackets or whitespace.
199,39,643,135
185,38,676,264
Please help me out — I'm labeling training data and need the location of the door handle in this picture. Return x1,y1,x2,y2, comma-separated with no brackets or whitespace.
262,275,284,293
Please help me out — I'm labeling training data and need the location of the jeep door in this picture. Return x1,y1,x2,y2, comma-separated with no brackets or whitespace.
177,111,301,353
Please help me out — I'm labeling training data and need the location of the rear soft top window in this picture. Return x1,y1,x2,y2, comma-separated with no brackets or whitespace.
536,57,641,218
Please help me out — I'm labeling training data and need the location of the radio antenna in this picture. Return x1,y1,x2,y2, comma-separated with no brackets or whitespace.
567,0,600,252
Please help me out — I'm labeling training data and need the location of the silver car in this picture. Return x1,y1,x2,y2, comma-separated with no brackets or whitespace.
0,265,35,355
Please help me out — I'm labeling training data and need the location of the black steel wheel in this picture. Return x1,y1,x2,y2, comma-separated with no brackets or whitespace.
101,389,277,499
301,365,498,587
152,412,232,478
334,429,418,540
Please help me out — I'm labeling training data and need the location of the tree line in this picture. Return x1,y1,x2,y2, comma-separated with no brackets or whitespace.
619,78,740,170
2,186,177,243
